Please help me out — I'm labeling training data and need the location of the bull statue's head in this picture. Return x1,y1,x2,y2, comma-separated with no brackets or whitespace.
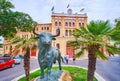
33,25,60,47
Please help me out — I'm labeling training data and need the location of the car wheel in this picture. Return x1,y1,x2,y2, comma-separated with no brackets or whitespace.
11,64,15,68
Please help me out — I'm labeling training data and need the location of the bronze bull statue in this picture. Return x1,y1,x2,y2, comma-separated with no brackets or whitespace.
33,26,64,79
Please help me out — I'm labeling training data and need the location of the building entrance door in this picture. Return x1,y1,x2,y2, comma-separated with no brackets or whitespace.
66,43,74,58
31,51,36,56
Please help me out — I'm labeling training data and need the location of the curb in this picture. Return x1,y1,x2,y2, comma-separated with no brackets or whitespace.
11,68,39,81
62,65,106,81
12,65,105,81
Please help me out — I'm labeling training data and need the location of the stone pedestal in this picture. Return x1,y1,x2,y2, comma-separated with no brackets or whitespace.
58,70,73,81
34,70,73,81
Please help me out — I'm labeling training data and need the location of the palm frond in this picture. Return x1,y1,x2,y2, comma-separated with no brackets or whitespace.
105,45,120,55
70,20,120,60
12,49,21,56
68,40,89,50
11,37,21,44
95,50,108,60
76,51,84,58
73,29,81,37
75,47,87,58
31,44,38,51
88,20,112,36
21,45,26,53
109,29,120,41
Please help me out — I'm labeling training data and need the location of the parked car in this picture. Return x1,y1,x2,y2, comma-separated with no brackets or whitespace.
14,55,22,64
0,57,15,70
3,54,13,59
18,54,23,59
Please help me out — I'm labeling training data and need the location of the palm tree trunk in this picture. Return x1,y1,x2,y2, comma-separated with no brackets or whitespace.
87,48,97,81
24,46,30,81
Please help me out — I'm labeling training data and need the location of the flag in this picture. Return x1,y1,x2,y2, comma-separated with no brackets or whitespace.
67,4,70,8
51,6,54,11
80,8,84,12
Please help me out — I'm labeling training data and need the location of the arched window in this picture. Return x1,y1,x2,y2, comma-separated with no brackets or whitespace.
44,27,46,30
10,45,12,49
55,22,58,26
47,27,49,30
59,22,61,26
69,22,71,27
41,27,43,30
73,22,75,27
69,30,72,36
65,22,68,26
56,43,60,49
65,30,68,36
82,23,84,26
79,23,81,27
56,29,60,35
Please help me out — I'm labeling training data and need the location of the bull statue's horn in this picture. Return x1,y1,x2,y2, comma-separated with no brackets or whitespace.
52,28,60,37
33,24,39,36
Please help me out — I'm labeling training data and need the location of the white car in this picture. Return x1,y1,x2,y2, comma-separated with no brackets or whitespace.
14,55,22,64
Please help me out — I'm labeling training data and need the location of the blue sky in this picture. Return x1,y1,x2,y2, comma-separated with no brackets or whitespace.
0,36,4,44
0,0,120,43
11,0,120,24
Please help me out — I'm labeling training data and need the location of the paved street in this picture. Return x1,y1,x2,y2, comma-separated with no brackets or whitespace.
66,56,120,81
0,56,120,81
96,56,120,81
0,59,39,81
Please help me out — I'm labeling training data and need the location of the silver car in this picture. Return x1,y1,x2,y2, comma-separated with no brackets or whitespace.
14,55,22,64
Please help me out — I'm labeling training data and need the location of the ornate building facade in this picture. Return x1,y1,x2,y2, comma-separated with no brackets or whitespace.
34,9,87,58
3,8,88,58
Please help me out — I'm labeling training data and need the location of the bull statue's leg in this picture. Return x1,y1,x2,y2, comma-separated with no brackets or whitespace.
40,67,44,79
47,64,52,80
38,54,44,79
58,53,62,70
58,59,62,70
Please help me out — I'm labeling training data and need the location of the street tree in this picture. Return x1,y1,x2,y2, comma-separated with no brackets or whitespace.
70,20,120,81
0,0,37,81
0,0,15,38
0,0,33,39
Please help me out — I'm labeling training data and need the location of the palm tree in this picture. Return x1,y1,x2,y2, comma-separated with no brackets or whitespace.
70,20,120,81
10,34,38,81
6,22,37,81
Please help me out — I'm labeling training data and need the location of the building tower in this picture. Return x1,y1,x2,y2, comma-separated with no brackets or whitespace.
51,8,87,58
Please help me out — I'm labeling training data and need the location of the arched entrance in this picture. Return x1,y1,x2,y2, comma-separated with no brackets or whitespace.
66,43,75,58
30,44,37,57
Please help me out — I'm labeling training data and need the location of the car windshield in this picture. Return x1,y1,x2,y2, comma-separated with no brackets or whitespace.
14,56,20,59
0,59,4,63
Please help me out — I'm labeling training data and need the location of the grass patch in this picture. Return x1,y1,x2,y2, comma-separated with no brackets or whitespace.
19,66,97,81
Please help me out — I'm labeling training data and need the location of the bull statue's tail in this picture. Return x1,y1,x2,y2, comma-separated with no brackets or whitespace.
55,48,65,64
61,56,65,63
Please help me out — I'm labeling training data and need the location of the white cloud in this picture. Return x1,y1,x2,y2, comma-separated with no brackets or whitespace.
11,0,120,23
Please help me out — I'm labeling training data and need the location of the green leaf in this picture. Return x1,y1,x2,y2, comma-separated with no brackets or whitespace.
95,50,108,60
76,51,84,58
105,45,120,55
